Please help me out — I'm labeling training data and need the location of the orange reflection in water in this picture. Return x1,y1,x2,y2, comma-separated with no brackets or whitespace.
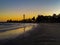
0,26,33,40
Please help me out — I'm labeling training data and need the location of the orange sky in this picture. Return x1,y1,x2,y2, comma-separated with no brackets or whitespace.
0,0,60,22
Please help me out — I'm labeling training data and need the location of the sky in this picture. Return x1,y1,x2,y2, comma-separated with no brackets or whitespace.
0,0,60,21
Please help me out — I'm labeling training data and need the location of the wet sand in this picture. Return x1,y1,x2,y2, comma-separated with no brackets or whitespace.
0,23,60,45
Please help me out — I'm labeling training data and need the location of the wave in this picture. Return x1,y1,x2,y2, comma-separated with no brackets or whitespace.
0,23,37,32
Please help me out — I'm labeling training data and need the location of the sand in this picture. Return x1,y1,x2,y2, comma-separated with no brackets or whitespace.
0,23,60,45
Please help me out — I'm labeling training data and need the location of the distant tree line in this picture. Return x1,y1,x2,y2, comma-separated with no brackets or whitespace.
7,14,60,23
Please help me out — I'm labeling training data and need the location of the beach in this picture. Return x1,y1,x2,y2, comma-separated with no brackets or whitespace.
0,23,60,45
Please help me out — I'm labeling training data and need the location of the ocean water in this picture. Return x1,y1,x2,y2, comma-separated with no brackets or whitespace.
0,23,37,40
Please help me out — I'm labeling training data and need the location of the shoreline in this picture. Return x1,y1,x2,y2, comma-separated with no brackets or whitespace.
0,23,60,45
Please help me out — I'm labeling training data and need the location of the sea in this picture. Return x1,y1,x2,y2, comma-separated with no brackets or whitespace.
0,23,37,40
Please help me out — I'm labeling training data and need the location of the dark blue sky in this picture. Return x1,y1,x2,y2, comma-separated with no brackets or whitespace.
0,0,60,21
0,0,60,9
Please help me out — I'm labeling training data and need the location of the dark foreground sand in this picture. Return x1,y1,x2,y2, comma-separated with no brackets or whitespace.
0,23,60,45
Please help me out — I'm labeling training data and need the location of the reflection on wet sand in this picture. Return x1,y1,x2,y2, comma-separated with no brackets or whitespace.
0,26,33,40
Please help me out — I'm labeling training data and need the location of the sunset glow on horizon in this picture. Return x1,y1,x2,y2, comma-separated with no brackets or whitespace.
0,0,60,22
